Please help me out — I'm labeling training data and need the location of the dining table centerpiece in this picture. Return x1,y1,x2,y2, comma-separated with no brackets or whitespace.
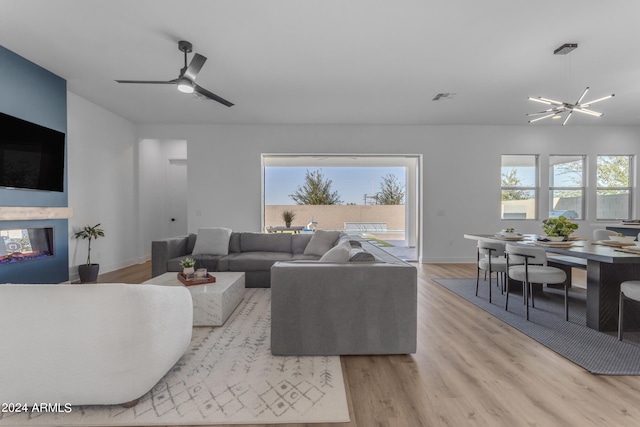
541,216,578,241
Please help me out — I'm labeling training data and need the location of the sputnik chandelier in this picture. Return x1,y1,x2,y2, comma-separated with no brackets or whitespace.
526,43,614,125
527,87,615,126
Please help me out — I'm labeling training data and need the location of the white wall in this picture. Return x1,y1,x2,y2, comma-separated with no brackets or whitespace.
138,139,187,259
67,92,139,279
137,124,640,263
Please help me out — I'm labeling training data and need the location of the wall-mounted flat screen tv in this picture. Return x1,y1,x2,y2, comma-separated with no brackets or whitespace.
0,111,65,192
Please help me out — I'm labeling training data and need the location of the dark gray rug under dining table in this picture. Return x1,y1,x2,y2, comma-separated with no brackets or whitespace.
434,278,640,375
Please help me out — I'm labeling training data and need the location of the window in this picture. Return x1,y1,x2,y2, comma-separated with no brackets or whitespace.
549,155,585,220
501,155,538,220
596,155,632,220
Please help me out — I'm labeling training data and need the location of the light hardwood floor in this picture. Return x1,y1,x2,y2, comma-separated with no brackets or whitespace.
99,262,640,427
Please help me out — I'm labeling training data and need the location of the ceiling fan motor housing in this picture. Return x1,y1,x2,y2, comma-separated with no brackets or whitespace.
178,40,193,54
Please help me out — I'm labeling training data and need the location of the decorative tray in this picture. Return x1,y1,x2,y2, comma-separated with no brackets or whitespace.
493,234,525,241
177,273,216,286
594,240,636,247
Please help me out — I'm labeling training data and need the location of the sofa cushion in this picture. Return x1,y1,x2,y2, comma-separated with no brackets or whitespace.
349,247,376,262
192,227,232,255
229,232,241,253
320,240,351,263
226,252,294,271
192,254,223,272
292,234,314,254
303,230,341,256
291,253,322,261
241,233,292,253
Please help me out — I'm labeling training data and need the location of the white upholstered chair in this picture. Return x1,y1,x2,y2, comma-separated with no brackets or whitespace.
0,283,193,406
505,244,568,321
476,240,507,303
593,229,616,241
618,280,640,341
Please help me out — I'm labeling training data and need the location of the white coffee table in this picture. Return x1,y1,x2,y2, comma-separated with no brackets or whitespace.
145,272,245,326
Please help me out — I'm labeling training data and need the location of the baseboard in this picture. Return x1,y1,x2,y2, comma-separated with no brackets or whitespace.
420,257,475,264
68,257,149,282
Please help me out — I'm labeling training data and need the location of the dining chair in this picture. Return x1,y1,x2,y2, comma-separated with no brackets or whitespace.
476,241,507,303
505,244,568,321
618,280,640,341
593,229,616,241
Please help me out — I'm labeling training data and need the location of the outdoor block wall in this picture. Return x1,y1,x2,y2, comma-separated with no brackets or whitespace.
265,205,405,231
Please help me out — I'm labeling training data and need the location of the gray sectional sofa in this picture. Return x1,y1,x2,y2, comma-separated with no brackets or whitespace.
152,229,417,355
270,241,417,355
152,230,351,287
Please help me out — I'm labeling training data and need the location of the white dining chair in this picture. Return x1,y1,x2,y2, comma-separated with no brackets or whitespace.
593,229,616,241
476,241,507,303
618,280,640,341
505,244,568,321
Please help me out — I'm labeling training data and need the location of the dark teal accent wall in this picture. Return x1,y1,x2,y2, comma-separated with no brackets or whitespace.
0,45,69,283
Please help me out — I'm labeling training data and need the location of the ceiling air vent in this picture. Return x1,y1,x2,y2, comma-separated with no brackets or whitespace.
432,93,456,101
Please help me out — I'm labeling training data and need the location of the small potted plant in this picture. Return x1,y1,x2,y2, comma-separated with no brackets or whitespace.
282,210,296,228
542,216,578,241
501,227,518,237
73,223,105,283
180,257,196,276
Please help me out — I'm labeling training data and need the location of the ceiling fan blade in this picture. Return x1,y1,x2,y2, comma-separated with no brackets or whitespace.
194,84,234,107
183,53,207,81
115,79,177,84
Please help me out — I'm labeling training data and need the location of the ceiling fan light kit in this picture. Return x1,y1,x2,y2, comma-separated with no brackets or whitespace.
176,77,194,94
115,40,234,107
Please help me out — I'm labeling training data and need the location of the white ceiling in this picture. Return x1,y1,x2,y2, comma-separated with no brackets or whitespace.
2,0,640,126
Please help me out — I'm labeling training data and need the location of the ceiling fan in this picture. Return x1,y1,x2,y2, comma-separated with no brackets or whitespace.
116,40,234,107
527,87,613,126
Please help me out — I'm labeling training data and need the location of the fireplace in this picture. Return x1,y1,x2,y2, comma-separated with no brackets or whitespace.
0,227,54,265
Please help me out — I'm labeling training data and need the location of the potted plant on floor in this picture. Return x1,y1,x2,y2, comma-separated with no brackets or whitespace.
74,223,105,283
282,210,296,228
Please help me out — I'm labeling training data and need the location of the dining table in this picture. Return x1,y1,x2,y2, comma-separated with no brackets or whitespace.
464,233,640,332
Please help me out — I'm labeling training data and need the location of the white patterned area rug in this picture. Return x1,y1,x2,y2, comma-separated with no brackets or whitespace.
0,289,350,426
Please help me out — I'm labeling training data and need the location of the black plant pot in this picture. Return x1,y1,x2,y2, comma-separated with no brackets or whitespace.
78,263,100,283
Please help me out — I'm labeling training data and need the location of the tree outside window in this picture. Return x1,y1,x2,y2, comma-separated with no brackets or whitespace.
549,155,585,220
501,155,538,220
596,155,632,220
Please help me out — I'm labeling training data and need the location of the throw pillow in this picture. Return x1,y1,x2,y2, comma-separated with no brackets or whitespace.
192,227,232,256
304,230,341,256
319,240,351,263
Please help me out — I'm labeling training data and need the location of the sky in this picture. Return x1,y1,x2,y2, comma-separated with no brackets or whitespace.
265,167,406,205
